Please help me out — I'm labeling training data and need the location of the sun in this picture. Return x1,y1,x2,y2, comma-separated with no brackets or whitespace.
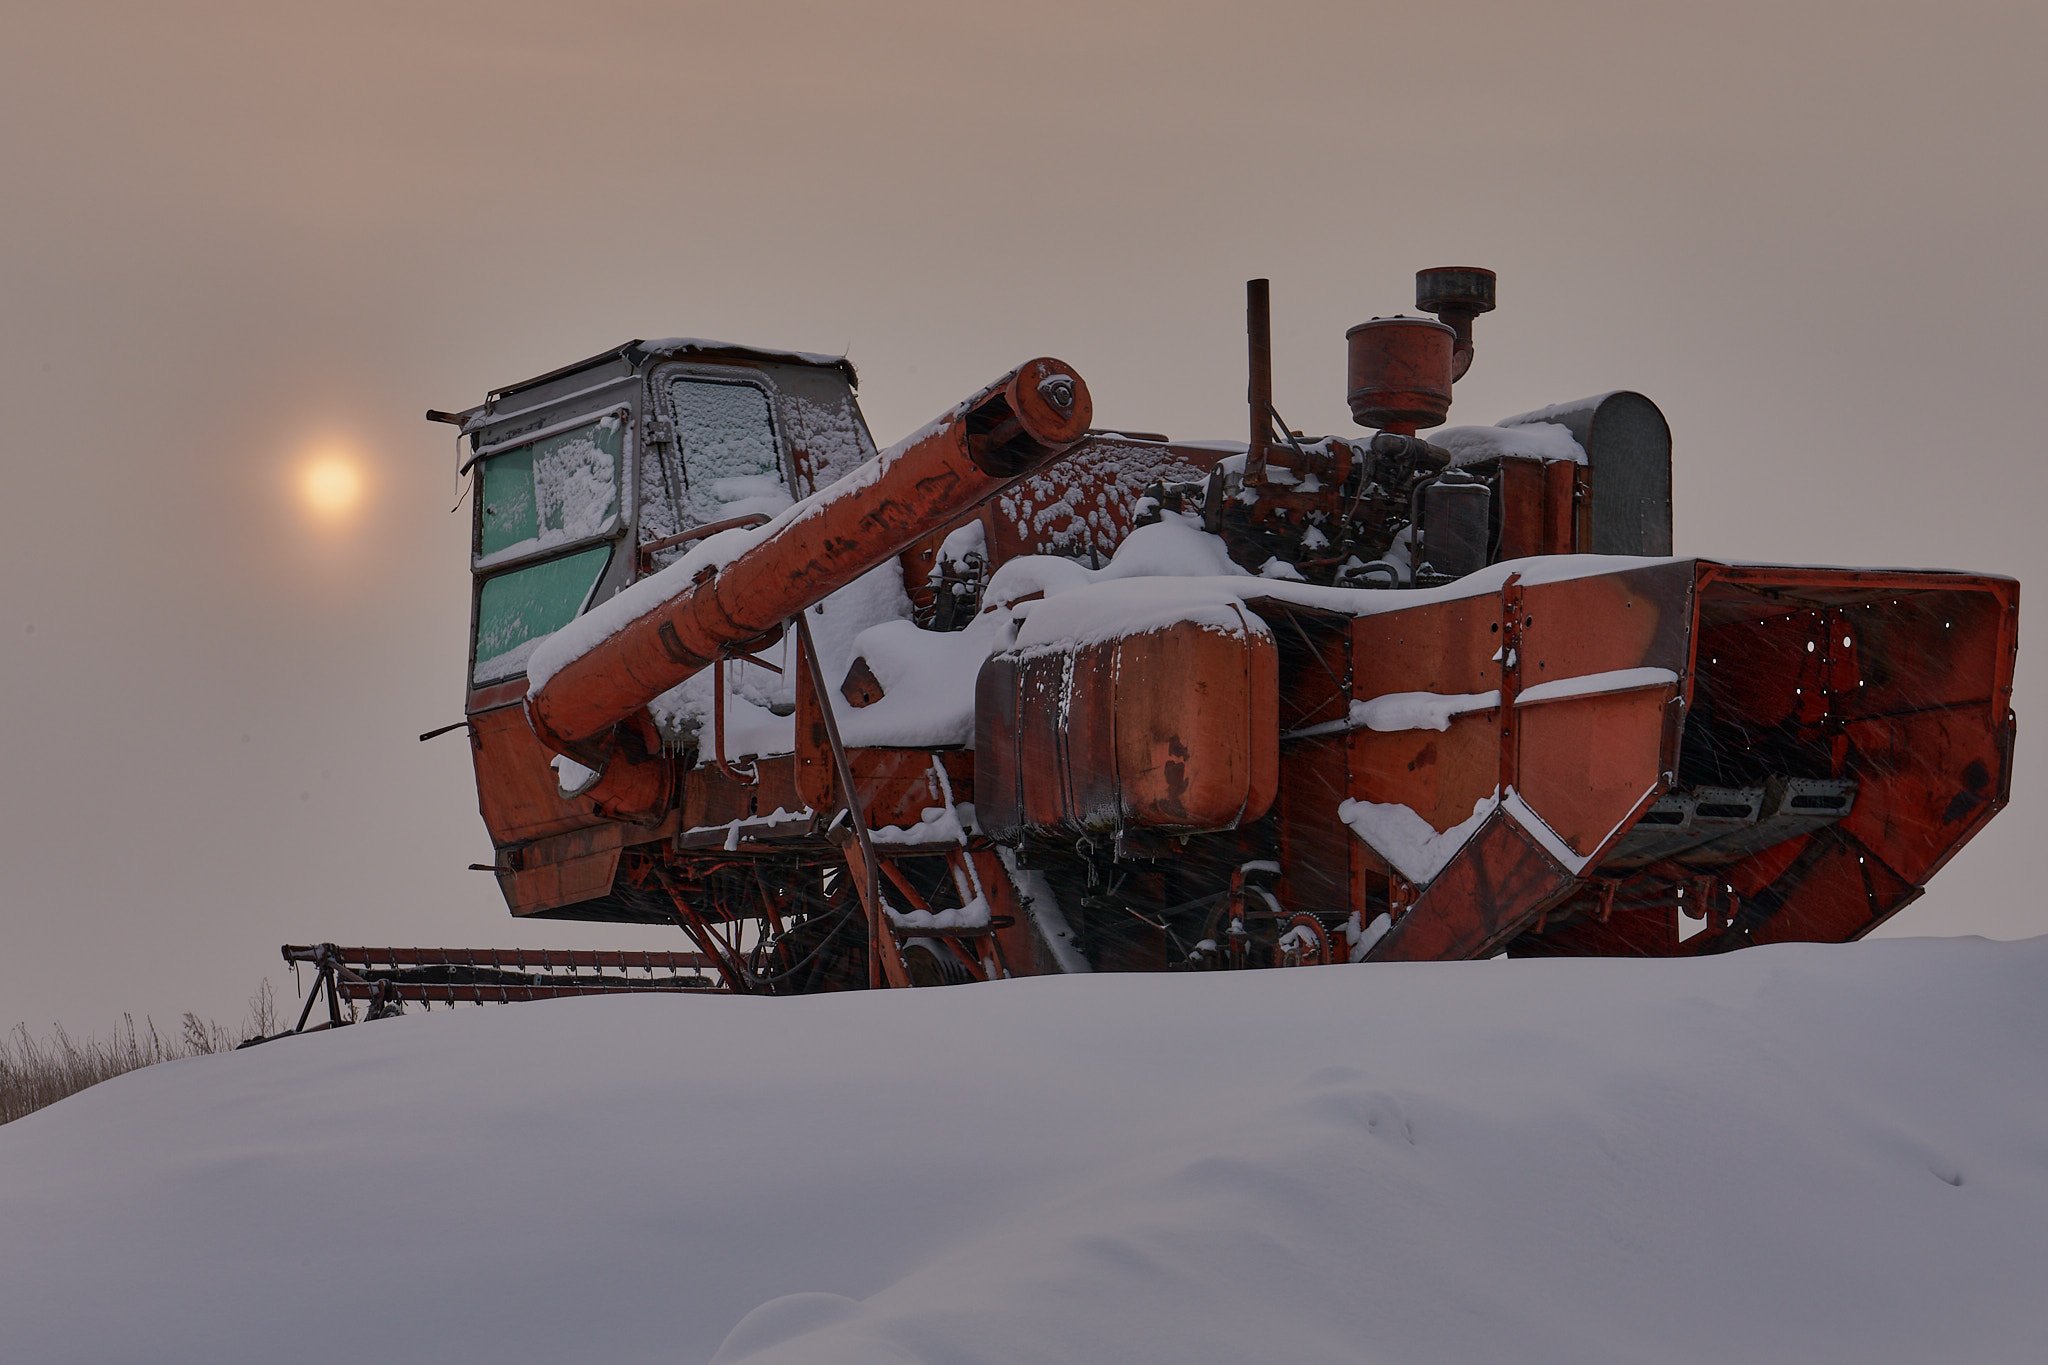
299,452,365,521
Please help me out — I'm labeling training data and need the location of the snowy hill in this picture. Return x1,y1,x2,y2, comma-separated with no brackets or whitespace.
3,938,2046,1364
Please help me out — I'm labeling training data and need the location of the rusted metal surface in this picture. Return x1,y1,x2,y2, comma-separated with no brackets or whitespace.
492,824,630,917
1334,560,2019,963
1489,457,1583,560
287,945,716,970
793,609,905,990
1346,317,1456,433
976,615,1279,840
965,434,1232,570
1368,812,1578,961
429,268,2018,990
1246,278,1275,484
1414,266,1496,382
468,703,603,845
636,511,771,574
274,943,723,1035
336,981,711,1003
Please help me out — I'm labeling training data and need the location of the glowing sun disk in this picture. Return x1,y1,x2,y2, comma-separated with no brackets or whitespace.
300,453,364,520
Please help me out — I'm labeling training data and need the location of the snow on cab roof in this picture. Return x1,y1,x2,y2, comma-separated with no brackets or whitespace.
504,338,856,395
637,337,857,383
435,339,863,436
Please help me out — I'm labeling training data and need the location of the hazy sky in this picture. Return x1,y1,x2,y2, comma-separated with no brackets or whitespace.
4,0,2044,1035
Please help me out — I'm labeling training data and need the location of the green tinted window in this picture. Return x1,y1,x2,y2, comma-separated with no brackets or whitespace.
477,416,623,560
472,545,613,683
478,447,537,555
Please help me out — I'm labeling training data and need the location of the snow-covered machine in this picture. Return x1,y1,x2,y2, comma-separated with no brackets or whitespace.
427,270,2018,990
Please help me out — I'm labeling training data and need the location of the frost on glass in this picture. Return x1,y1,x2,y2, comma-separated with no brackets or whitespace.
671,380,793,529
477,416,622,562
472,545,613,683
637,434,684,550
787,388,875,490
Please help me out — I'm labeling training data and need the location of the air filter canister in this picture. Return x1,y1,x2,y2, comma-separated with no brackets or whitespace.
1346,316,1456,431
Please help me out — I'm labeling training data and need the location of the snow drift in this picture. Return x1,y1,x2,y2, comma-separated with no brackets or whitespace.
3,938,2046,1364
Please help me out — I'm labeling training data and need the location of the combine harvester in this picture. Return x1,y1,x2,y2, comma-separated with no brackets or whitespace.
404,268,2015,996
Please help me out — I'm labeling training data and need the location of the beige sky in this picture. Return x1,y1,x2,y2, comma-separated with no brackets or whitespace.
4,0,2044,1033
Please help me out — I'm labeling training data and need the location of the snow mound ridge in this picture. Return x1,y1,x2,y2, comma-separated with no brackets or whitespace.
3,938,2047,1364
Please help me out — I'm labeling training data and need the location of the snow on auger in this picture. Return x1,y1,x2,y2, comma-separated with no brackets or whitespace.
420,269,2017,993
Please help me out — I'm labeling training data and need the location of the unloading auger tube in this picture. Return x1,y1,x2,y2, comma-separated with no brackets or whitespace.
525,357,1092,780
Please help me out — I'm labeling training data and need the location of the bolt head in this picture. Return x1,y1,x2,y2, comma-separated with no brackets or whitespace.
1037,374,1077,412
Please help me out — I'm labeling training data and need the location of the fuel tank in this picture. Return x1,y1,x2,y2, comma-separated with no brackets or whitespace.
976,597,1280,839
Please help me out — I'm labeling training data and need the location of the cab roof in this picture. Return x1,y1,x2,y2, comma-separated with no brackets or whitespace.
428,338,859,434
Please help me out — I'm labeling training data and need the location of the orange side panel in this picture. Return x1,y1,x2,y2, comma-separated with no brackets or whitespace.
499,825,627,917
1541,457,1578,553
1515,685,1677,861
852,749,971,829
1739,831,1921,946
1839,707,2011,886
1850,586,2008,720
1493,460,1549,562
681,756,806,833
1348,595,1505,839
470,703,609,845
1346,563,1697,956
1350,714,1500,840
1351,595,1501,699
1516,561,1694,684
1350,595,1484,841
1696,569,2012,725
1368,812,1577,961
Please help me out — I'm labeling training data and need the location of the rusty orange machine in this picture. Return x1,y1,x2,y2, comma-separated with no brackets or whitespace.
426,271,2017,991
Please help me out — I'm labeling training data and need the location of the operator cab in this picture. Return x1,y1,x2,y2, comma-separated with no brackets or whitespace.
429,340,879,892
431,339,876,704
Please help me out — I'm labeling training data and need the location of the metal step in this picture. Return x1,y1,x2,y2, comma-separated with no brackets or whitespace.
1606,777,1856,870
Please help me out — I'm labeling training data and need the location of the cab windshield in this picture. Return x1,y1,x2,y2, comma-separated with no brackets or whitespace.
669,378,790,528
471,545,613,684
470,412,624,685
476,414,623,564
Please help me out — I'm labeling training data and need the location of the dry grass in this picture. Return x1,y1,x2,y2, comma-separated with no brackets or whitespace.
0,981,277,1126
